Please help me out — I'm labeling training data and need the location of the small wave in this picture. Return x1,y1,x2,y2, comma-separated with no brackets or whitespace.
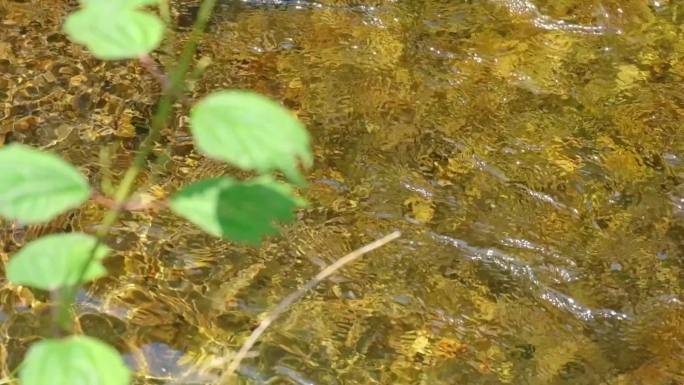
430,232,630,321
492,0,618,35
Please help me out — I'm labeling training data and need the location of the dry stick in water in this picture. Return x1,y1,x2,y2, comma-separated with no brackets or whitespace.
218,230,402,383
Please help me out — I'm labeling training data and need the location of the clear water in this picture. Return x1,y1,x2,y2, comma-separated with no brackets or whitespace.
1,0,683,384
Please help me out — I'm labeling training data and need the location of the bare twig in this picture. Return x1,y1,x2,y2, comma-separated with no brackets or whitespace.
139,54,169,90
90,192,167,212
217,231,401,383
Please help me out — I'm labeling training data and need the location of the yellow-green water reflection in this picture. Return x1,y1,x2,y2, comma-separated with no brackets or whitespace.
0,0,683,384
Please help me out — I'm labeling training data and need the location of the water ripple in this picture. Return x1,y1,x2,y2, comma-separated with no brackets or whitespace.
430,232,629,322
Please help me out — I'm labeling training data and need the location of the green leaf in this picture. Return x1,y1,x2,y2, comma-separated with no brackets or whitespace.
64,0,164,60
170,177,306,245
20,336,130,385
7,233,110,290
190,91,312,184
0,144,91,224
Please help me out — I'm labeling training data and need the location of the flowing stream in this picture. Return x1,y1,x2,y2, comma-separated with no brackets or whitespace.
1,0,683,384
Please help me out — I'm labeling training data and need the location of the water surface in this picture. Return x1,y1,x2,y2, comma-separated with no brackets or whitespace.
1,0,683,384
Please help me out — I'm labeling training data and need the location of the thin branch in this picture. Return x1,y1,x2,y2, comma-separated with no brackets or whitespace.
91,192,167,212
217,231,401,383
140,54,169,90
49,289,66,337
57,0,219,331
159,0,172,26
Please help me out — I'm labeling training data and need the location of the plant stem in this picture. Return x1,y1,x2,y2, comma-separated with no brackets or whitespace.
159,0,172,26
50,289,67,336
57,0,219,331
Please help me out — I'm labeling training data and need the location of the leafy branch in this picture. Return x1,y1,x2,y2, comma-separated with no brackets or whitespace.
61,0,220,331
0,0,313,384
